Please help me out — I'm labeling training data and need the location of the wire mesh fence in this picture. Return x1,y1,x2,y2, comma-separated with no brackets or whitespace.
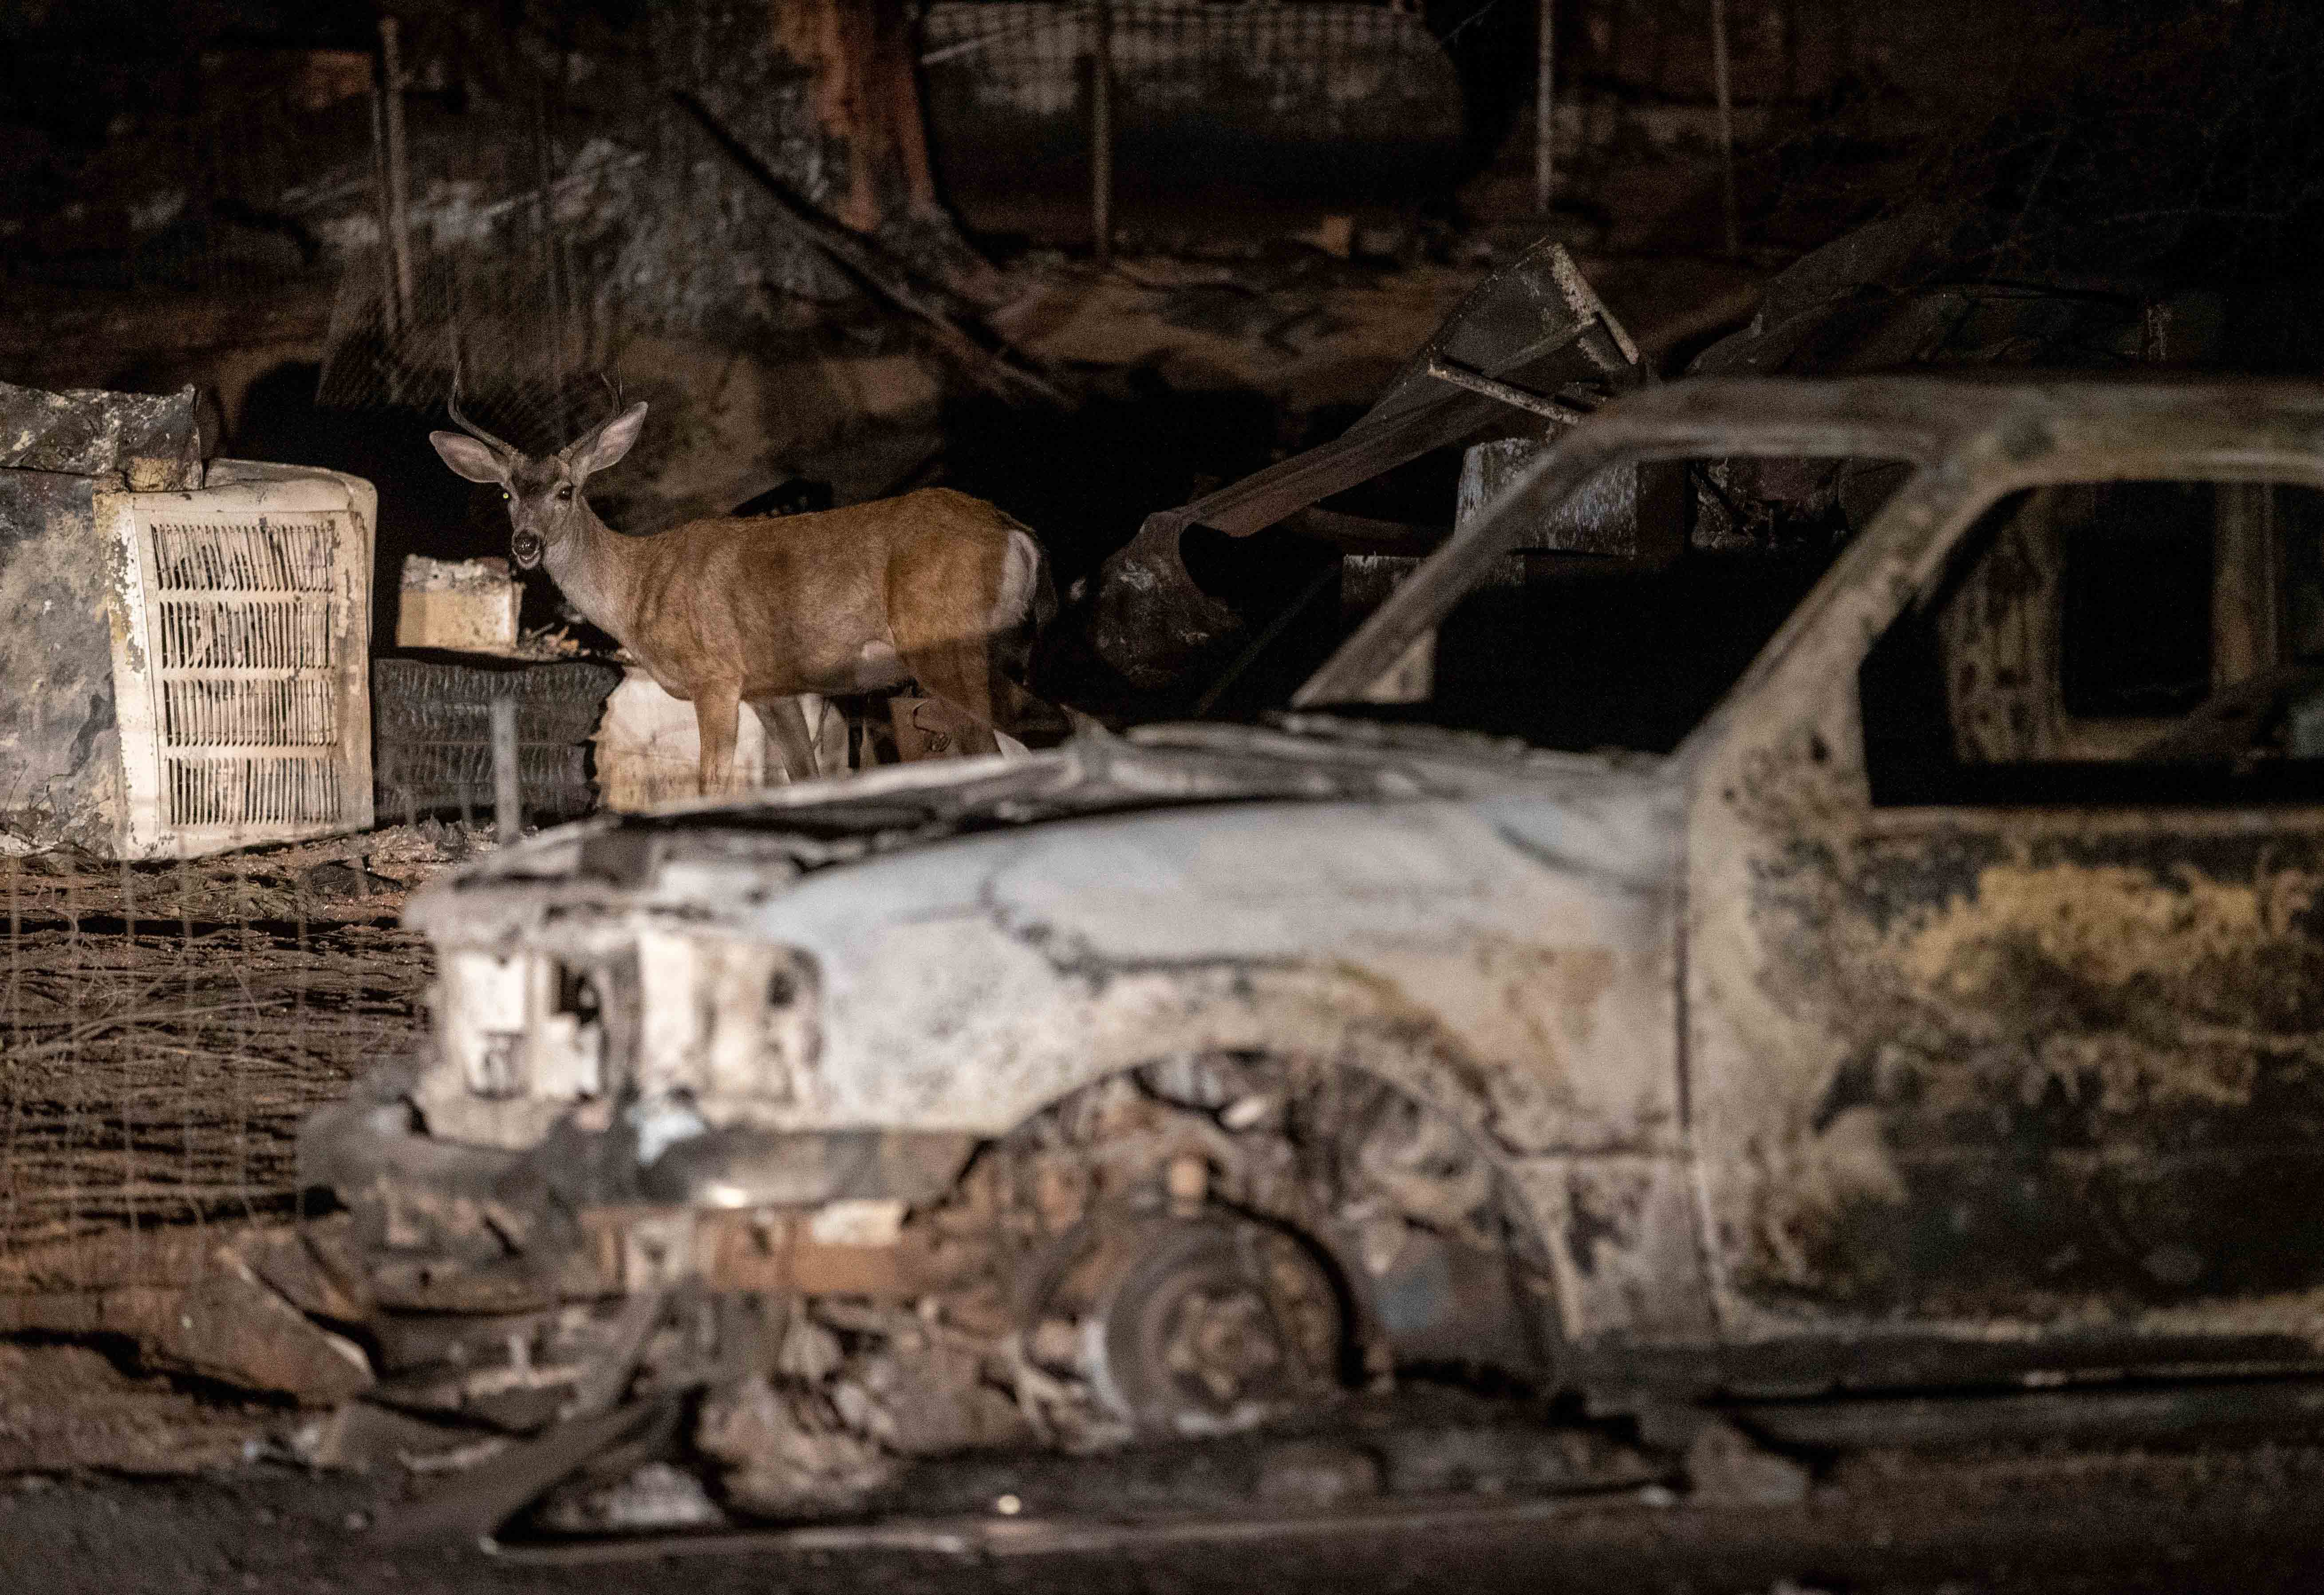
922,0,1467,218
0,843,438,1281
314,88,626,452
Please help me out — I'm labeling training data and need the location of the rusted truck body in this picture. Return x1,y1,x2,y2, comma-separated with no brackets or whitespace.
308,376,2324,1493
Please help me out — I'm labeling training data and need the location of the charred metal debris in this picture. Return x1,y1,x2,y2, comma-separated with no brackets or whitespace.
1071,237,1653,703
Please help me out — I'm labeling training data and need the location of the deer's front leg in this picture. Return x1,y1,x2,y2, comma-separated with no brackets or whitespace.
694,681,744,796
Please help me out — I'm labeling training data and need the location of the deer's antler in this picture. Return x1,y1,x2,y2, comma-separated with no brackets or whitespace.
559,371,632,464
446,360,520,462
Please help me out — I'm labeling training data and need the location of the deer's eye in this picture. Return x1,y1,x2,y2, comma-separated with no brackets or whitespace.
556,485,575,501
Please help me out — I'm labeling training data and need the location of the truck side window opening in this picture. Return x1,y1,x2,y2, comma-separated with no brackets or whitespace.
1861,480,2324,805
2280,487,2324,662
2058,482,2214,719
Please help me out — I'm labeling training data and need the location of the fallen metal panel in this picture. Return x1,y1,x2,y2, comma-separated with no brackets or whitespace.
1142,389,1505,549
1089,240,1651,689
1089,391,1500,687
1159,238,1647,545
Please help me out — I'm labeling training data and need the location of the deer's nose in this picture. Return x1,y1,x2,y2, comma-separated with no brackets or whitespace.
511,532,544,568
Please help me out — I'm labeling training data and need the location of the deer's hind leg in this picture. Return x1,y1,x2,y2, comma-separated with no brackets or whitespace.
895,641,1000,758
889,541,1009,759
749,693,825,784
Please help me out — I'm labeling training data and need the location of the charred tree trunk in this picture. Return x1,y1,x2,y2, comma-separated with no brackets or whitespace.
776,0,938,234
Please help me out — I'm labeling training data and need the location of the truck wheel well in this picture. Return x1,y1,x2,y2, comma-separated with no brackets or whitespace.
926,1050,1565,1402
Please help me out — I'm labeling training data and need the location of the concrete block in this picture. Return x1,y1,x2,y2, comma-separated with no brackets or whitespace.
396,556,521,651
593,668,766,810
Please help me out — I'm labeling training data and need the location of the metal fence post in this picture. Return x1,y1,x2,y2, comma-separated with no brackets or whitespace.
377,16,417,340
1091,0,1115,263
1709,0,1739,256
1535,0,1555,213
490,698,522,845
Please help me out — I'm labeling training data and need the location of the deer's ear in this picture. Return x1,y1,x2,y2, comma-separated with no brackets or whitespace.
569,402,648,481
430,430,509,485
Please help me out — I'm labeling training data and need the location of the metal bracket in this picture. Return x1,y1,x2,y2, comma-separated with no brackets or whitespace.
1423,355,1591,425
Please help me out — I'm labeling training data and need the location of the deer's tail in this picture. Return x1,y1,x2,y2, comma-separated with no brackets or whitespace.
990,523,1053,635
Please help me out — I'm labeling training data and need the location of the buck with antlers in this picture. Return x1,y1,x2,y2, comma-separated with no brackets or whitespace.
429,383,1051,794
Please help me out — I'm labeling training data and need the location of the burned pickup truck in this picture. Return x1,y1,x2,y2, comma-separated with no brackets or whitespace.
305,375,2324,1527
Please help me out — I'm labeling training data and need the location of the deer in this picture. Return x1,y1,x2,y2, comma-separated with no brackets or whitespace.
428,382,1051,795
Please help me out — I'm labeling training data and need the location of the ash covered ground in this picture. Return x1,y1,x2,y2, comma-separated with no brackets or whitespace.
5,1435,2324,1595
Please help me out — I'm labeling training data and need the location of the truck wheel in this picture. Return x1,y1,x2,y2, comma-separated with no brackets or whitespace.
1023,1211,1345,1439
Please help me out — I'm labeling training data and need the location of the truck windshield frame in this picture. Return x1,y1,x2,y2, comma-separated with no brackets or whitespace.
1294,379,2324,758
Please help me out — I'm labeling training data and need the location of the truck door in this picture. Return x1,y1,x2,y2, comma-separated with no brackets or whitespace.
1693,472,2324,1365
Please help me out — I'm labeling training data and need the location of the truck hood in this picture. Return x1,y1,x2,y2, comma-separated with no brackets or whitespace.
407,717,1659,940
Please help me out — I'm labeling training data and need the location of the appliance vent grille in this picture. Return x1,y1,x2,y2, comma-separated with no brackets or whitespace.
148,516,337,592
165,756,347,829
159,678,339,748
154,598,335,672
124,508,366,847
